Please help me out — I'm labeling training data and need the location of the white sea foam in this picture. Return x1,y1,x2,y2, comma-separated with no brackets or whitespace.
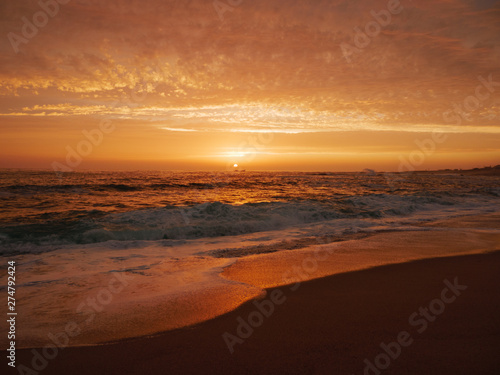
72,194,500,243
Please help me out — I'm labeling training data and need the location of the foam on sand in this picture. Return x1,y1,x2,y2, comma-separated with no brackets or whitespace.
222,225,500,289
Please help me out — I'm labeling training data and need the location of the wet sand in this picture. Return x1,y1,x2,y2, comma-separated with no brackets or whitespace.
8,248,500,375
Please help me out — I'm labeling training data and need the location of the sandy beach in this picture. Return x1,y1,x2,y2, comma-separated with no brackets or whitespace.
5,213,500,375
4,214,500,349
8,249,500,375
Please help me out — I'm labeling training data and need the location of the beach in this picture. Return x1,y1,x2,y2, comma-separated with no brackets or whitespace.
10,245,500,374
3,212,500,374
1,171,500,374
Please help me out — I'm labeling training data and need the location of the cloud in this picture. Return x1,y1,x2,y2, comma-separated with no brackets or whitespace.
0,0,498,136
160,127,197,132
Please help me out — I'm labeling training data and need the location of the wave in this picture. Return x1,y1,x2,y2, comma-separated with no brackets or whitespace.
1,193,498,253
0,182,225,194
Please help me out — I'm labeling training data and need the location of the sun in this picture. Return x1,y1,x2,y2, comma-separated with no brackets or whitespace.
233,163,238,168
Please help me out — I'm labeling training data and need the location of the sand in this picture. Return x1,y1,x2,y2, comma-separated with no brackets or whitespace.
5,213,500,374
6,249,499,374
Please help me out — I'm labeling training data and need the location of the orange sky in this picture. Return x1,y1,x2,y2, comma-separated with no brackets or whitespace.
1,0,499,171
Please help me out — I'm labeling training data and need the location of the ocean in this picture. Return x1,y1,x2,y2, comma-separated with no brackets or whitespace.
1,170,499,254
1,170,499,347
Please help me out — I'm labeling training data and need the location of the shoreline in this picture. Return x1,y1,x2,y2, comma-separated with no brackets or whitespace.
8,249,500,374
4,212,500,349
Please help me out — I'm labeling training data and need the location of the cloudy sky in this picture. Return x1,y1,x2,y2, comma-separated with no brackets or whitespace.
1,0,499,171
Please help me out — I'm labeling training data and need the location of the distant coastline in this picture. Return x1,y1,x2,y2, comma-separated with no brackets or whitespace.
434,165,500,176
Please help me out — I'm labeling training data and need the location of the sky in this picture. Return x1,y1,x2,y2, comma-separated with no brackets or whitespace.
0,0,499,171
